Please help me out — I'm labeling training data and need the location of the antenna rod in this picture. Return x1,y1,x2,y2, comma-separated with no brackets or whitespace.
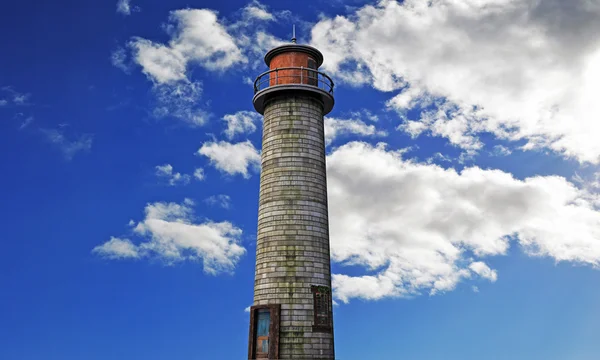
292,24,297,43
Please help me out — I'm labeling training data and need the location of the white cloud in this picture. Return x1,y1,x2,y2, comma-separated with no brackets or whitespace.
349,109,379,122
472,286,480,293
152,80,208,126
426,152,453,165
18,116,33,130
40,128,92,160
93,200,246,274
126,9,248,126
193,168,205,181
326,142,600,303
13,94,29,105
129,9,245,85
1,87,31,106
396,100,484,151
244,306,251,313
222,111,260,139
155,164,191,186
491,145,513,157
130,39,187,84
311,0,600,163
243,0,275,21
204,194,231,209
197,140,261,178
469,261,498,282
239,31,287,69
324,117,387,146
111,47,131,73
116,0,135,15
93,237,140,259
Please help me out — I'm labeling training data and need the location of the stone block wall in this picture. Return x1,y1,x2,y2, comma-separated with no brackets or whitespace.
253,93,335,359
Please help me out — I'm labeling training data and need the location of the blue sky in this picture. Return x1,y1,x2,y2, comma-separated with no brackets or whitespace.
2,0,600,359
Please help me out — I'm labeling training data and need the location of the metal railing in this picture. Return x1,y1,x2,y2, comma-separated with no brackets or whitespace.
253,67,334,95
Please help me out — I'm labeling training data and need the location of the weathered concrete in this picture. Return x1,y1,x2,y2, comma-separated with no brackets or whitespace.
253,93,335,359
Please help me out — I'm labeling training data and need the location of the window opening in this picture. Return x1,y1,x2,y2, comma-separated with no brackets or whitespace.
312,285,332,332
307,58,318,86
255,309,270,358
248,304,280,359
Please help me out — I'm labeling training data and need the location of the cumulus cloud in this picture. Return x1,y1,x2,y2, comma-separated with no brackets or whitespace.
469,261,498,282
324,117,387,146
130,39,187,84
326,142,600,303
311,0,600,163
92,237,139,259
126,9,250,125
92,200,245,274
155,164,191,186
222,110,260,139
129,9,245,84
40,128,92,160
197,140,261,178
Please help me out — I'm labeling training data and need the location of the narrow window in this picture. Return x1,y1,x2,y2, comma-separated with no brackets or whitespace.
307,58,318,86
311,285,332,332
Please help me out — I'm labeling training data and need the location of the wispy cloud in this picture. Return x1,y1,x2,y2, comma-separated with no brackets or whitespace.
116,0,139,15
193,168,205,181
324,117,387,146
40,128,93,160
18,116,33,130
242,0,275,21
152,80,208,126
204,194,231,209
155,164,191,186
111,47,131,73
1,86,31,106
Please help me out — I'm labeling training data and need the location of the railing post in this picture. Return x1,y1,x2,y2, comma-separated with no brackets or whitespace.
276,69,278,85
300,66,303,84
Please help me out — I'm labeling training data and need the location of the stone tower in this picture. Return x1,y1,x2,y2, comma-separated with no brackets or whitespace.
247,40,335,360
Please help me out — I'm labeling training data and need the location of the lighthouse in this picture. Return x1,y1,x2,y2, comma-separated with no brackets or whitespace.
247,36,336,360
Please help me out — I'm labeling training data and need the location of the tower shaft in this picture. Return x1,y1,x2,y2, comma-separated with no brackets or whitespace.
254,94,334,359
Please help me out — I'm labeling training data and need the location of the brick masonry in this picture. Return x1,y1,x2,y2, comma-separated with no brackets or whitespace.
253,93,335,359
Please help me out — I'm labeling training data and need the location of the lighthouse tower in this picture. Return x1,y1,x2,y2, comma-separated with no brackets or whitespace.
247,36,336,360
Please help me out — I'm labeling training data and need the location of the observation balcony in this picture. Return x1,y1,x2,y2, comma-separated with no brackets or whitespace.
252,66,335,115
